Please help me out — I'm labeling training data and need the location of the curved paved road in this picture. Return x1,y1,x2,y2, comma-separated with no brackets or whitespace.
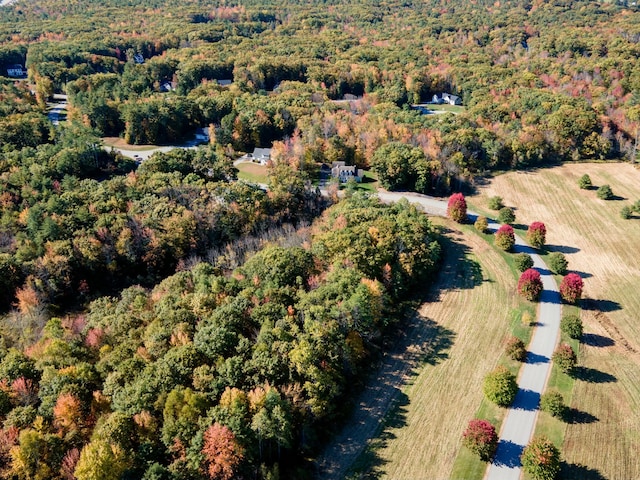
315,191,561,480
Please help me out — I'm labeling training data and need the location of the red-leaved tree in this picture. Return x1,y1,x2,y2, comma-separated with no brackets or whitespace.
559,273,583,304
527,222,547,249
495,224,515,251
202,422,244,480
518,268,543,301
447,193,467,223
462,419,498,461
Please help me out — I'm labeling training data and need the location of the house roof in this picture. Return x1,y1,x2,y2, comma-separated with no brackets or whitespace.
252,148,271,158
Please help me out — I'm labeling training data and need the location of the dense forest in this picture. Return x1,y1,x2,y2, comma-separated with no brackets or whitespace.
0,0,639,478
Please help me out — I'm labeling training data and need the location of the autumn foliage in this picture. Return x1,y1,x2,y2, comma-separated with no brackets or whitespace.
202,423,244,480
462,419,498,461
494,224,515,251
518,269,543,301
521,437,561,480
447,193,467,223
527,222,546,249
559,273,583,304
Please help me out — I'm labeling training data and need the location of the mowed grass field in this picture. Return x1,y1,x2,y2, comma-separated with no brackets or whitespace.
473,162,640,479
350,218,523,479
236,161,269,184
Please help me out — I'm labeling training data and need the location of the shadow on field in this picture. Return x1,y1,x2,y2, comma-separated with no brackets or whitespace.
582,333,615,348
582,298,622,312
572,270,593,279
546,244,580,254
560,461,607,480
562,407,599,424
570,366,617,384
349,392,410,479
431,227,486,291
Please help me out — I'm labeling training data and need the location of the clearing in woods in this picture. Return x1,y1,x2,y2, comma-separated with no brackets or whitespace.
473,162,640,480
343,218,521,479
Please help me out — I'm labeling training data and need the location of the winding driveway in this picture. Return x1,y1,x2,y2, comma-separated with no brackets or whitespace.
314,191,561,480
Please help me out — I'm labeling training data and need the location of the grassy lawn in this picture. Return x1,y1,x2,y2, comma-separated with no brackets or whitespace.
471,162,640,479
352,170,378,192
348,217,534,479
236,161,269,184
102,137,162,151
431,104,466,114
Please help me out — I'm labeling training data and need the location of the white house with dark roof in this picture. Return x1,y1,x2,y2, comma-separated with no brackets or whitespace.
432,92,462,105
251,147,272,165
331,161,363,183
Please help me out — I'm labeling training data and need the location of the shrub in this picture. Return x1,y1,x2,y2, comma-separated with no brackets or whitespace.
633,200,640,212
521,437,561,480
488,196,504,210
540,391,565,418
621,205,633,219
498,207,515,224
447,193,467,223
527,222,546,249
483,366,518,407
559,273,583,304
547,252,568,275
505,336,527,362
514,253,534,272
474,216,489,233
495,224,515,251
518,269,543,301
578,174,592,189
462,419,498,461
553,343,577,373
560,314,583,340
596,184,613,200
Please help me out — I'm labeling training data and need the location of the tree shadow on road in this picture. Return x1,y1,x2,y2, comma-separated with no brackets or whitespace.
512,388,540,412
491,439,523,468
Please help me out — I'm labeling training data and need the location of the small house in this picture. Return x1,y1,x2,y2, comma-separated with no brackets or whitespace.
442,93,462,105
331,161,363,183
251,147,272,165
216,79,233,87
6,64,24,78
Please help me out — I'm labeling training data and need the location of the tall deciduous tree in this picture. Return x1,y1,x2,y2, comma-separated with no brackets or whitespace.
202,422,244,480
447,193,467,223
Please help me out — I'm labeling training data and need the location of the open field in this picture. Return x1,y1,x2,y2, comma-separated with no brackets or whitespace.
347,218,524,479
236,161,269,184
472,162,640,479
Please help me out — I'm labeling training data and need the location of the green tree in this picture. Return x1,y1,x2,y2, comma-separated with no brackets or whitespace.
540,391,565,418
371,142,426,191
483,366,518,407
596,184,613,200
474,216,489,233
552,343,577,373
547,252,568,275
488,196,504,210
560,315,583,340
578,174,592,189
521,437,561,480
74,440,129,480
498,207,515,224
514,253,534,272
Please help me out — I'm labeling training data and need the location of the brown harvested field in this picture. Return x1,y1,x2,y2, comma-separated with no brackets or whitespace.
472,162,640,479
353,219,520,479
